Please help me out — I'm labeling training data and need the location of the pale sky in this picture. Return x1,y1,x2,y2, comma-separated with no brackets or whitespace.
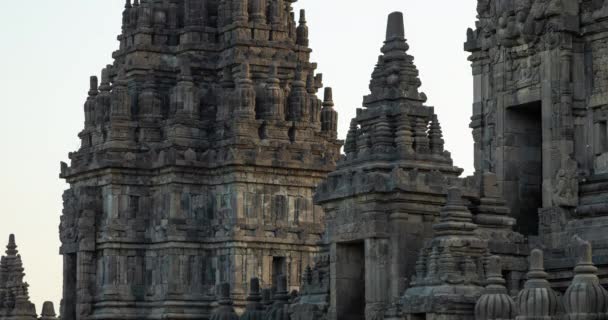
0,1,477,311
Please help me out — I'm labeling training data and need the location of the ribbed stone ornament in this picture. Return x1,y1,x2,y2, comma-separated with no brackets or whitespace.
475,256,517,320
564,237,608,320
40,301,58,320
516,249,561,320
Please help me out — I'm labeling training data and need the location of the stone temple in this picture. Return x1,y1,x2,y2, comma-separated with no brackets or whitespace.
8,0,608,320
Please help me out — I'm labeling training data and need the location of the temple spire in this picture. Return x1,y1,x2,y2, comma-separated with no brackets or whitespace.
297,9,309,46
386,11,405,42
0,234,37,319
6,234,17,256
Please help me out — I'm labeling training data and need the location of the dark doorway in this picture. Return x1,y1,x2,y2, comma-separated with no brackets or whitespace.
505,101,543,235
272,256,287,289
335,242,365,320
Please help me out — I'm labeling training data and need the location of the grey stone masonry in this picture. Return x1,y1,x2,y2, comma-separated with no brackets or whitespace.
400,188,487,320
294,10,528,320
0,235,37,320
43,1,608,320
466,0,608,291
59,1,341,319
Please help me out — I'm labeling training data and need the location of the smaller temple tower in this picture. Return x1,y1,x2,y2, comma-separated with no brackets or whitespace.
314,11,466,320
400,188,488,319
0,235,37,320
302,11,528,320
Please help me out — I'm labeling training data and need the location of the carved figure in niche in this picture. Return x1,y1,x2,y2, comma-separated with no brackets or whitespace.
477,0,497,44
497,10,520,47
595,152,608,174
59,190,78,244
553,158,579,207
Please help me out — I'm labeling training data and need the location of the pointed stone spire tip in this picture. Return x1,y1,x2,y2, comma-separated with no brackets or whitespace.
324,87,333,104
6,234,17,256
386,12,405,42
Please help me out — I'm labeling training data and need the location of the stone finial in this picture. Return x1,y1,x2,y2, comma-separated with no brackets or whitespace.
446,187,462,205
6,234,17,256
323,87,333,107
485,256,505,287
40,301,58,320
321,87,338,134
386,11,405,42
235,63,255,118
241,278,265,320
296,9,309,46
563,236,608,320
433,188,477,236
475,256,516,320
428,114,444,154
481,172,500,198
473,171,518,239
261,63,284,120
287,66,309,121
306,73,316,94
99,66,112,92
516,249,561,320
527,249,547,281
88,76,99,97
210,283,238,320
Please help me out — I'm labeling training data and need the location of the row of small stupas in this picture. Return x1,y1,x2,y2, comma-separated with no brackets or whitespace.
0,235,57,320
202,196,608,320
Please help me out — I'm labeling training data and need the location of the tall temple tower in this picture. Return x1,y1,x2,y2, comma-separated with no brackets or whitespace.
59,1,341,319
466,0,608,288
